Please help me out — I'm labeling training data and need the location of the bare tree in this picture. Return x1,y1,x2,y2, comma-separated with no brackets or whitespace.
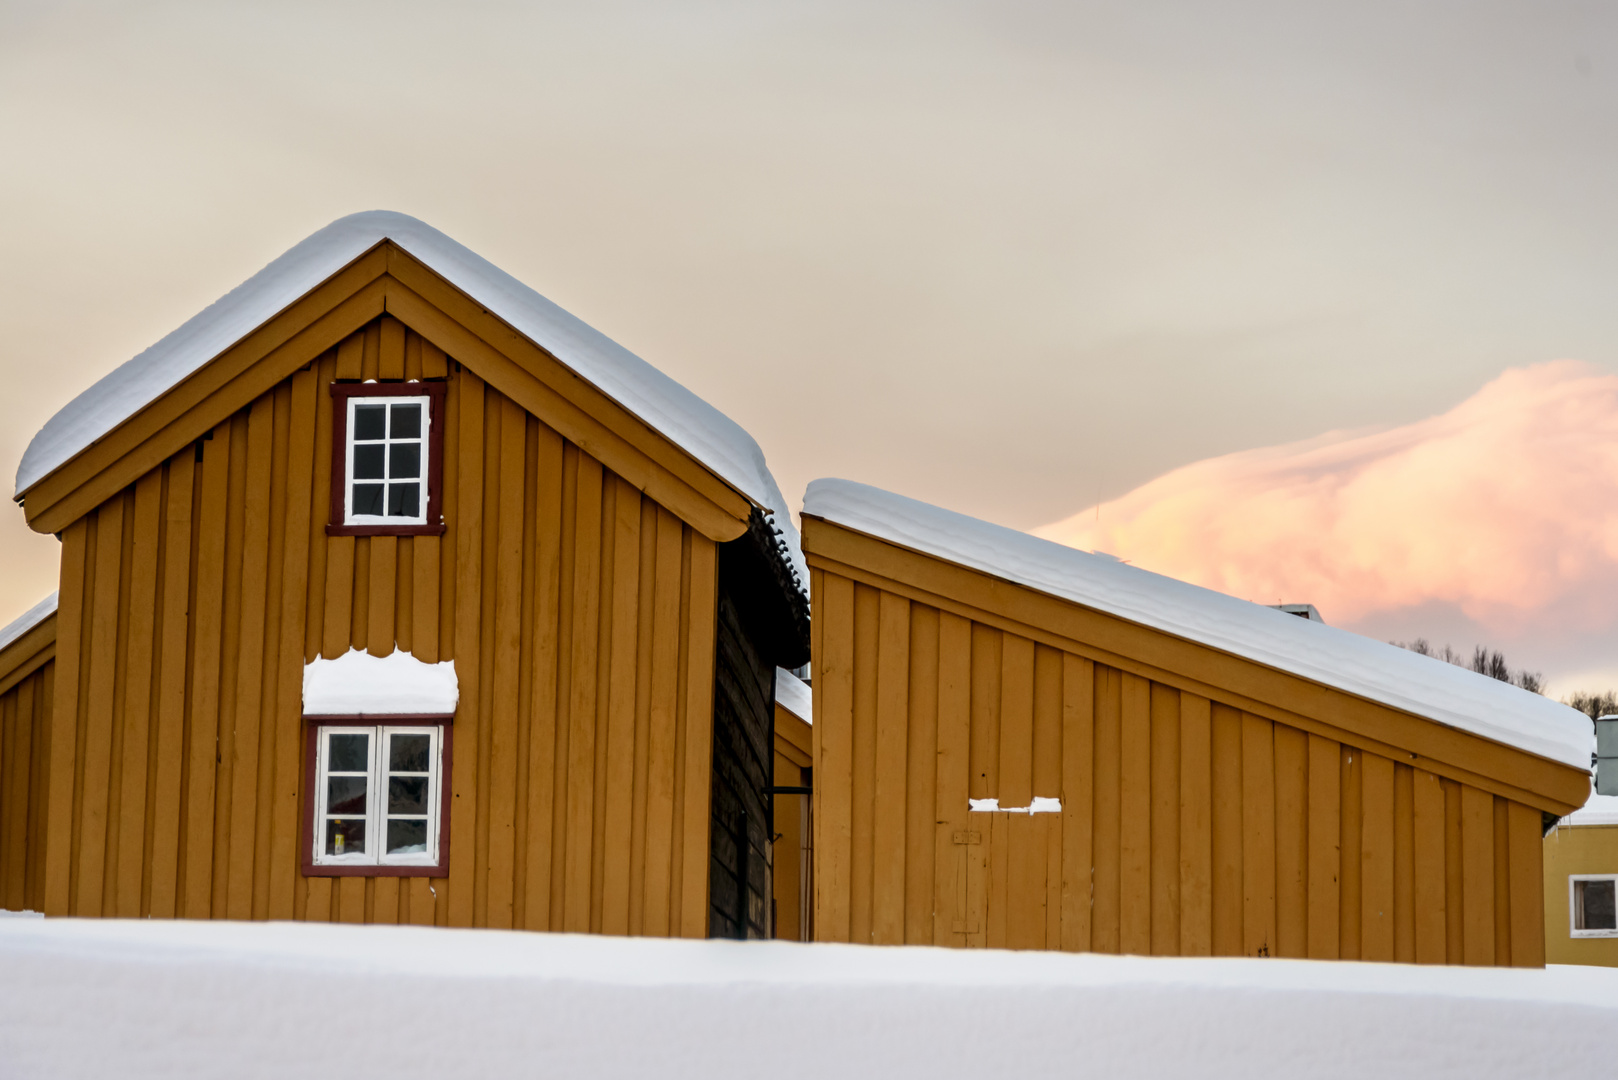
1566,691,1618,721
1391,639,1543,695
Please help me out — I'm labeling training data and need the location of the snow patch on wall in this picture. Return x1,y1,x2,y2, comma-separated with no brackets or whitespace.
969,797,1062,814
302,648,458,716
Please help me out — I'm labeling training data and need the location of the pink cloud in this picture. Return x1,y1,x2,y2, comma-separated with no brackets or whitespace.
1034,361,1618,636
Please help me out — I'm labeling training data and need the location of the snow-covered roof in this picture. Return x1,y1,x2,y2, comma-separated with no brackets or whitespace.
16,211,806,588
303,648,459,716
0,592,57,656
1562,782,1618,827
803,479,1592,771
776,667,812,725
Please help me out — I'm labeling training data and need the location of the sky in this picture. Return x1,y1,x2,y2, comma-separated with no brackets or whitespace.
3,1,1618,693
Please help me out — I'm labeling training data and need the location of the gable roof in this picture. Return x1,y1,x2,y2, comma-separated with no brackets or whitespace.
802,478,1591,771
0,592,57,657
16,211,806,586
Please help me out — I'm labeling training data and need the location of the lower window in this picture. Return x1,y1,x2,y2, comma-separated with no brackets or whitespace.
1571,875,1618,936
305,721,450,875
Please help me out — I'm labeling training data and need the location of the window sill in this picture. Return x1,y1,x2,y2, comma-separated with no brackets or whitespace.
1570,929,1618,939
303,864,449,878
326,522,448,537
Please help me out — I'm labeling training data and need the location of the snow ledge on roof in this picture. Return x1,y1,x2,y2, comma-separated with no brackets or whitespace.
0,593,57,656
776,667,812,724
15,211,805,590
303,648,458,716
802,478,1593,771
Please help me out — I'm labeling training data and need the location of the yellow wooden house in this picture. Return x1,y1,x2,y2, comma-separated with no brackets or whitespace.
800,479,1590,966
1544,785,1618,966
0,212,809,937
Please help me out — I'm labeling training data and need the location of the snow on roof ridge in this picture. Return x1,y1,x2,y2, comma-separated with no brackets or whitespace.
0,592,58,656
776,667,812,725
802,478,1593,771
15,211,805,590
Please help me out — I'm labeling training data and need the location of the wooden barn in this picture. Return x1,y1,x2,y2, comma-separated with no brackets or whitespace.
0,212,809,937
799,479,1590,965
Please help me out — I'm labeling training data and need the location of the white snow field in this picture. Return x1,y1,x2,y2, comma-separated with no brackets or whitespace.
2,920,1616,1079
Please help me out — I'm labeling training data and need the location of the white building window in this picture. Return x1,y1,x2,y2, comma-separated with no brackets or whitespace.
345,395,430,525
1570,875,1618,937
310,724,445,870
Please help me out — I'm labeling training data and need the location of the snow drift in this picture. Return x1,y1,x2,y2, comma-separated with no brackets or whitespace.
2,920,1617,1080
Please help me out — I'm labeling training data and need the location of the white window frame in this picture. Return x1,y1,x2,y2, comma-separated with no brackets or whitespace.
343,394,432,527
1569,874,1618,937
311,724,443,868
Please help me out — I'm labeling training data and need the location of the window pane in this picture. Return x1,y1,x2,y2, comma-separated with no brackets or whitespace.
1582,880,1617,930
389,443,420,479
326,817,366,857
389,776,429,815
353,404,386,440
390,733,431,773
388,483,420,518
387,818,428,855
391,403,422,438
327,775,368,815
351,483,384,516
353,444,385,480
328,733,369,772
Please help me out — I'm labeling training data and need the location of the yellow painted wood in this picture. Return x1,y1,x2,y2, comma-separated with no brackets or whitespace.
1177,691,1212,956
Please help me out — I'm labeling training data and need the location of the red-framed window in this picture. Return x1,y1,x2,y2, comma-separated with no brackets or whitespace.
328,381,447,537
302,716,452,878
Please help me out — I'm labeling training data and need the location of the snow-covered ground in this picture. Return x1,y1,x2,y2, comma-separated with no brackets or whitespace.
2,920,1616,1079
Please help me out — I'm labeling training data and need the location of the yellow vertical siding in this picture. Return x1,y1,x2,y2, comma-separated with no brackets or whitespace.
26,316,717,932
809,565,1549,966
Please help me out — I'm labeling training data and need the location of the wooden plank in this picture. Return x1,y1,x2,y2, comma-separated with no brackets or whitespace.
1118,672,1151,955
483,399,527,929
74,499,125,915
1007,813,1048,949
1210,703,1243,955
1461,785,1494,965
378,315,405,379
816,573,856,942
226,399,275,920
599,476,642,935
1273,723,1307,959
1149,682,1180,955
408,877,436,926
521,425,566,932
1444,779,1464,962
371,876,399,924
997,633,1035,810
1412,767,1447,963
625,496,656,935
871,590,910,944
1240,712,1276,957
1393,763,1415,962
1339,745,1362,959
148,455,196,919
338,875,365,924
115,471,162,916
1178,692,1212,955
1091,666,1121,953
1032,646,1063,799
421,338,449,379
1305,734,1340,959
209,414,250,920
1493,796,1511,963
905,605,940,944
1359,751,1394,961
561,451,603,932
184,427,232,918
1506,800,1543,967
335,329,363,379
360,321,380,381
368,537,397,655
968,625,1001,801
249,383,291,921
849,583,880,943
675,533,716,938
933,611,972,946
985,810,1008,948
447,371,486,929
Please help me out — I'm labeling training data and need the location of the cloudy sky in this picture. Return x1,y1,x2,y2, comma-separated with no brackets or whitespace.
4,1,1618,692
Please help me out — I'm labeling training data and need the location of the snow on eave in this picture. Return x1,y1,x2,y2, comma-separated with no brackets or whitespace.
303,648,458,716
0,592,57,656
776,667,812,725
802,478,1593,771
1560,783,1618,828
15,211,806,592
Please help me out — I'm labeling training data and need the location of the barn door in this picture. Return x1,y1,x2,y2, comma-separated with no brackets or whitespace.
952,812,1058,949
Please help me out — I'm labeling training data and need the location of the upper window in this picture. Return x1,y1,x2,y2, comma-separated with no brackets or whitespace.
305,722,449,875
1571,875,1618,937
329,382,446,536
